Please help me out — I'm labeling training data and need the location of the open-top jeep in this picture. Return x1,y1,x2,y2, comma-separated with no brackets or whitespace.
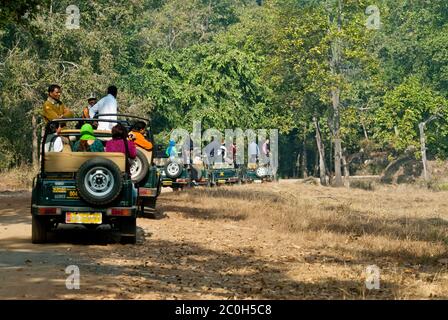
208,162,242,186
153,145,213,190
31,118,144,244
118,115,162,212
244,162,272,183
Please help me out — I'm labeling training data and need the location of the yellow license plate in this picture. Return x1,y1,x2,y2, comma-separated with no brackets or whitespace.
163,181,172,186
218,179,226,184
66,212,102,224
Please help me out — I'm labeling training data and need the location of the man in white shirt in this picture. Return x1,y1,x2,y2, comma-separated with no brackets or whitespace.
248,140,259,164
44,123,64,152
89,85,118,130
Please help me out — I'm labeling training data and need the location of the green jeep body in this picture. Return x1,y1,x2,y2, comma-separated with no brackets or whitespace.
243,163,272,183
153,144,211,189
209,163,242,185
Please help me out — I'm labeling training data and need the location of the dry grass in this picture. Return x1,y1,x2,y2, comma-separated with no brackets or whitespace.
159,181,448,299
0,165,38,191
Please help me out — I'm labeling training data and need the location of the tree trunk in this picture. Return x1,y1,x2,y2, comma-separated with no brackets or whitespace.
295,153,300,178
32,113,39,167
332,89,343,187
341,149,350,186
361,119,369,140
419,122,430,181
301,131,308,178
329,0,344,187
313,116,328,186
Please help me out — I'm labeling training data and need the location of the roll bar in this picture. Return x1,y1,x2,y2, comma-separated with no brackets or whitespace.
42,118,133,176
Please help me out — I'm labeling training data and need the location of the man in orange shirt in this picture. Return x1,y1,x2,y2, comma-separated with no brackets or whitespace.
129,121,153,151
76,94,98,129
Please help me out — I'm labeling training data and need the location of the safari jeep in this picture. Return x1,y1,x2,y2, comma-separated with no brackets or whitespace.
244,163,270,183
31,118,138,244
209,162,242,186
153,145,211,189
123,117,161,212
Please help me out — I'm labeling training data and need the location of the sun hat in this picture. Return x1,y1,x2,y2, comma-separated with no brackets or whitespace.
80,123,96,141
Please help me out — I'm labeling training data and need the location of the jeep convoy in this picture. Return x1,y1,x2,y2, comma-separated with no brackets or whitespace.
31,115,275,244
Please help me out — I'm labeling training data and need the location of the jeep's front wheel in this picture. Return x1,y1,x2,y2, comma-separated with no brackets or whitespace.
32,216,48,244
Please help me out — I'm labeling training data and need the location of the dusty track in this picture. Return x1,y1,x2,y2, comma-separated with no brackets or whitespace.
1,181,448,299
0,188,308,299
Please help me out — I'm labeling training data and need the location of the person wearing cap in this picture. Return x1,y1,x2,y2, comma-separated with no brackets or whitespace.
82,94,97,119
73,123,104,152
76,94,98,129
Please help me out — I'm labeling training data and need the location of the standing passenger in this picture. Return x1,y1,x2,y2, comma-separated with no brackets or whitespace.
89,85,118,131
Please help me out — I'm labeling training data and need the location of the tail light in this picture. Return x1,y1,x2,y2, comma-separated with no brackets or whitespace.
139,188,152,196
106,208,132,216
37,207,61,215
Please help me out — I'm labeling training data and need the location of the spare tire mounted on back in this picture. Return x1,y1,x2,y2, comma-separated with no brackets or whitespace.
130,149,150,184
76,157,123,206
165,160,182,179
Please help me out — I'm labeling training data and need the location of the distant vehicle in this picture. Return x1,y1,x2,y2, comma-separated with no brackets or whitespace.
208,162,242,186
153,145,211,190
243,162,273,183
31,118,139,244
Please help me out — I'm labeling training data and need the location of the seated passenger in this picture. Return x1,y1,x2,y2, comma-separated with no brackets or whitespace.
44,123,63,152
73,123,104,152
129,121,153,151
105,123,137,159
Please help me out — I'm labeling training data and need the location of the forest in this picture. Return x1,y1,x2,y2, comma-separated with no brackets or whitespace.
1,0,448,183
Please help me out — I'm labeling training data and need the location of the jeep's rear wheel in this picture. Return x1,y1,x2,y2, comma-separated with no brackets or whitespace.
120,218,137,244
130,149,149,185
32,216,48,244
77,157,123,206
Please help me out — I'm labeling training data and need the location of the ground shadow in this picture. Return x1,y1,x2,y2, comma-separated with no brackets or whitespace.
159,203,247,221
180,187,285,204
0,237,399,299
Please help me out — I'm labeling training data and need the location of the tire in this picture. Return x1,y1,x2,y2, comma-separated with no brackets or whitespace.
130,149,149,185
120,218,137,244
76,157,123,206
32,216,48,244
256,166,267,178
165,161,182,179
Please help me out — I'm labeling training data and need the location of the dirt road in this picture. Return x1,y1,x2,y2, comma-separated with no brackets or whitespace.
1,182,448,299
0,188,309,299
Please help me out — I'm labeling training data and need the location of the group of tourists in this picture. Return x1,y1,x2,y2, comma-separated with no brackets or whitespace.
43,84,153,158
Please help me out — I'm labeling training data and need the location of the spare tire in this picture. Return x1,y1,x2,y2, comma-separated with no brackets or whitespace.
130,149,149,184
255,165,267,178
76,157,123,206
165,161,182,179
